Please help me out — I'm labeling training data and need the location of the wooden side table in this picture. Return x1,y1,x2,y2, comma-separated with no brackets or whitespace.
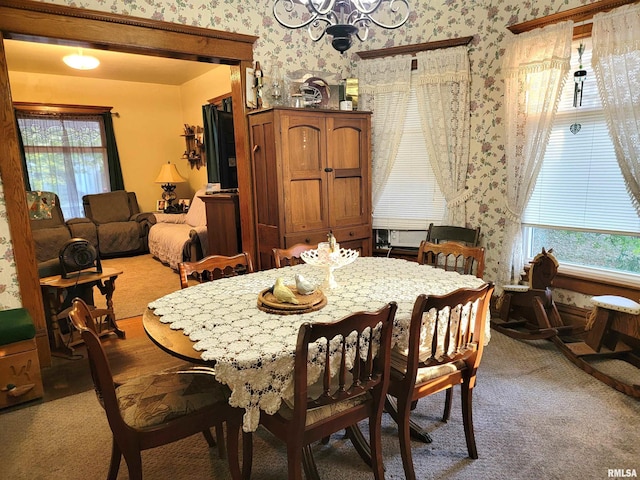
200,193,241,256
39,267,125,357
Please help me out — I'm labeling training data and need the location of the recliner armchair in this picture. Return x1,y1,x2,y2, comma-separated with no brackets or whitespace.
82,190,155,258
148,189,208,270
27,191,97,275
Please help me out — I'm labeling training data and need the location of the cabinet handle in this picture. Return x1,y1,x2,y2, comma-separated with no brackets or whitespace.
324,167,333,172
252,144,260,153
305,238,311,243
349,231,355,236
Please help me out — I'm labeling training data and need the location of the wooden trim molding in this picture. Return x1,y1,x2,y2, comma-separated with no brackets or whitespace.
507,0,639,37
0,0,257,62
356,36,474,60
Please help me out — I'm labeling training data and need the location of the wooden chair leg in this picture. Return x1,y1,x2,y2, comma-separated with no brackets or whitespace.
107,437,121,480
122,450,143,480
215,424,226,458
369,412,386,480
461,382,478,459
287,444,305,480
202,427,215,448
397,395,417,480
443,387,453,422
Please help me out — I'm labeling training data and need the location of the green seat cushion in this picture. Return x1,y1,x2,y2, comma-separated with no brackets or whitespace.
0,308,36,346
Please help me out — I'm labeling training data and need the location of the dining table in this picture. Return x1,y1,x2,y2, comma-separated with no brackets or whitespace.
144,256,489,434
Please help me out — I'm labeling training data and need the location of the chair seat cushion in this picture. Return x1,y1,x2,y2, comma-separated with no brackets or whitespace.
116,371,230,429
0,308,36,346
390,348,465,384
591,295,640,315
279,391,371,426
97,222,143,255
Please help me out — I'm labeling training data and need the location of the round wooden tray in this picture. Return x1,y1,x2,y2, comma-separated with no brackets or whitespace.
257,286,327,315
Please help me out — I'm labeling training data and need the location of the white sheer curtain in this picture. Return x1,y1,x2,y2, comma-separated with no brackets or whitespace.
500,21,573,284
358,55,413,208
592,3,640,215
17,113,110,219
414,46,471,226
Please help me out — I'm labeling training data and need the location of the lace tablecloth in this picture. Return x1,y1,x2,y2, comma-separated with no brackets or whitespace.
148,257,487,431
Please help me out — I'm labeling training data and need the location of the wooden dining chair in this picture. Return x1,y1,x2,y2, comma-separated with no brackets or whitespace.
178,252,254,289
418,240,485,279
386,283,494,480
67,297,250,480
272,243,316,268
426,223,481,246
256,302,398,480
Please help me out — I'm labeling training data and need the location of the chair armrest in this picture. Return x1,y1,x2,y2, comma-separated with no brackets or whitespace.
66,217,94,225
66,218,98,247
131,212,157,225
153,213,188,224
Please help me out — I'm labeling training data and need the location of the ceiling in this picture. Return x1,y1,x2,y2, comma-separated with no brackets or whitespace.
4,39,220,85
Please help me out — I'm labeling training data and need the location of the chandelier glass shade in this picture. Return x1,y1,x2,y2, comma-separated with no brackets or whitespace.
273,0,410,53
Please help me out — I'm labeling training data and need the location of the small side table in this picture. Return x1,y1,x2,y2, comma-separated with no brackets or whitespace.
39,267,125,357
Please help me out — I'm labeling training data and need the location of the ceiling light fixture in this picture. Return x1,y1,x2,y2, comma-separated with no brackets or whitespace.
273,0,410,54
63,48,100,70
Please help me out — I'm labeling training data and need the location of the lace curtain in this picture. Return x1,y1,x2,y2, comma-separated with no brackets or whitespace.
16,113,112,219
415,46,471,226
500,21,573,284
358,55,413,208
592,3,640,216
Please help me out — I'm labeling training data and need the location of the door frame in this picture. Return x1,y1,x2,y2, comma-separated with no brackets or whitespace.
0,0,258,366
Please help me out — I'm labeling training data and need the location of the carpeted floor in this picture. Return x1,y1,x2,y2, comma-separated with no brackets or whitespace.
2,331,638,480
97,254,184,319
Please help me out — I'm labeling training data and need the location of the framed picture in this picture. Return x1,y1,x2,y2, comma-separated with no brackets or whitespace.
156,199,166,211
178,198,191,211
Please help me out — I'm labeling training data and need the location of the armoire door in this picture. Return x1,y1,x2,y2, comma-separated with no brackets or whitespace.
326,114,371,229
281,113,330,234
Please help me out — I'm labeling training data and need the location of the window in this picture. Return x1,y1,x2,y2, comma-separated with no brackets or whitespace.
523,38,640,277
372,77,446,231
17,110,112,219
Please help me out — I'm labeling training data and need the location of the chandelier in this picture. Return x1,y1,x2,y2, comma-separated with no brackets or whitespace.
273,0,410,54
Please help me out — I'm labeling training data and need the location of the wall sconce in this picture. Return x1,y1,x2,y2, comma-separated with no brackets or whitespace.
273,0,410,54
155,162,186,213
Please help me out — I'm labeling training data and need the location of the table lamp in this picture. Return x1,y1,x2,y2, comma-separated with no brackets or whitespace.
155,162,186,213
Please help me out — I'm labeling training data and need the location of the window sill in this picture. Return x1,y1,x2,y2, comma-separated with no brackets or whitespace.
551,266,640,299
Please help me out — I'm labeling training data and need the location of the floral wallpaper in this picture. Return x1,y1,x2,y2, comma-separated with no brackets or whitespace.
0,0,599,308
0,183,21,309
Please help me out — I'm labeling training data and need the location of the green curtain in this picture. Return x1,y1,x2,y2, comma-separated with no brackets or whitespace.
102,112,125,190
202,103,221,183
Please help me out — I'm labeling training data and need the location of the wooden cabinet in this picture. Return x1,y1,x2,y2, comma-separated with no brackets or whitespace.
248,107,372,269
200,193,241,256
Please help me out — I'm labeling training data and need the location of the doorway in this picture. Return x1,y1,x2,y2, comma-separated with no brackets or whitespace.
0,0,257,366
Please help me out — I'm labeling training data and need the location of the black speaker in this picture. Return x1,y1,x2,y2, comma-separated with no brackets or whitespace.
59,238,102,279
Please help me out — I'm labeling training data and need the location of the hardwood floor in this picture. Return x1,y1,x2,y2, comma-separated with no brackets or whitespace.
41,315,189,402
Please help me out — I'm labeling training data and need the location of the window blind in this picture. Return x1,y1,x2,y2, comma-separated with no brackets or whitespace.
523,39,640,235
372,85,446,230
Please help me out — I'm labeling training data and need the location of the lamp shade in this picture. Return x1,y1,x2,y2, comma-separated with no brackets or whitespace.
155,162,186,184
